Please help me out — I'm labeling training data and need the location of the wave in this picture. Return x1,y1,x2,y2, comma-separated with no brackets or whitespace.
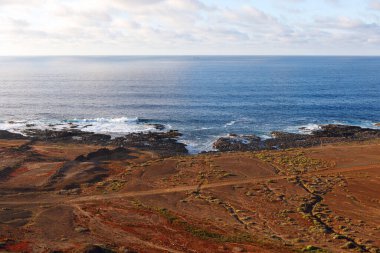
297,123,321,134
0,117,165,137
224,117,255,128
259,134,272,140
224,120,236,127
194,127,214,131
330,120,380,129
287,120,380,135
1,118,379,154
64,117,139,124
179,137,217,154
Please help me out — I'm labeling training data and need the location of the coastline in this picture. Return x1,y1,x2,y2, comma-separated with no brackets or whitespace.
0,124,380,252
1,118,380,154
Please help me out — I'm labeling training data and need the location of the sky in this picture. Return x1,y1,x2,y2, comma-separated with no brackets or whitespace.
1,0,380,55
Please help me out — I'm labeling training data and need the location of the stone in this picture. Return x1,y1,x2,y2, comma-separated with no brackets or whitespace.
0,130,27,140
83,245,115,253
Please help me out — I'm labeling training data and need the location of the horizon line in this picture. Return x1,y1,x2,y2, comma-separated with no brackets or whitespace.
1,54,380,57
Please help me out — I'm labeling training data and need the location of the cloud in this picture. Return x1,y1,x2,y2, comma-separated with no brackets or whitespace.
0,0,379,55
0,0,42,5
369,0,380,10
9,18,30,27
324,0,340,5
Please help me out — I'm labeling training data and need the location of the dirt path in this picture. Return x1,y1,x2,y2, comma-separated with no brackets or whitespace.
70,164,378,203
0,164,377,206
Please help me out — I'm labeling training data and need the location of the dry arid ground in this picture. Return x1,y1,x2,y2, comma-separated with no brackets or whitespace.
0,138,379,253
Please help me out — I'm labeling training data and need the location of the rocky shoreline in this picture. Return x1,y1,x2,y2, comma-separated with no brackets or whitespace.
1,124,380,155
213,124,380,152
0,128,188,157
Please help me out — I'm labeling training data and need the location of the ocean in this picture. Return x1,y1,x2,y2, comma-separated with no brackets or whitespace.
0,56,379,152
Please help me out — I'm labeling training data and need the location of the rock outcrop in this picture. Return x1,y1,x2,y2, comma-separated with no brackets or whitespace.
0,130,27,140
213,134,262,152
213,124,380,152
112,130,188,156
0,128,188,157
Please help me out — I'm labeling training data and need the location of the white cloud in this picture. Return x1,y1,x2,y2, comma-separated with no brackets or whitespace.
0,0,379,55
369,0,380,10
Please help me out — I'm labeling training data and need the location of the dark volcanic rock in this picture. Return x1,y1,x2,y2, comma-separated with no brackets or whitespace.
213,134,261,152
86,148,113,160
0,130,27,140
112,130,187,156
83,244,115,253
271,131,308,140
18,127,187,156
148,123,166,130
22,129,112,145
76,147,131,161
213,124,380,152
313,124,380,138
79,133,111,144
23,129,84,140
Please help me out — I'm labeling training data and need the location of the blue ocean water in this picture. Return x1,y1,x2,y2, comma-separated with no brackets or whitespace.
0,56,379,152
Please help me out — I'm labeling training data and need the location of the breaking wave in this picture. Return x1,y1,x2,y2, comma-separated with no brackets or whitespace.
0,117,164,137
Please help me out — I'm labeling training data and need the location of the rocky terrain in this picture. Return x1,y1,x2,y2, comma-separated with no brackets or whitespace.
0,125,379,252
0,127,188,157
213,124,380,151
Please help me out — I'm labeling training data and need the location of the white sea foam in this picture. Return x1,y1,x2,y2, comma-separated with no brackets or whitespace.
1,118,380,154
224,120,236,127
194,127,214,131
259,134,272,140
224,117,253,128
286,121,380,135
331,120,380,129
297,123,321,134
180,136,217,154
285,123,323,135
285,123,322,134
0,117,164,137
66,117,139,124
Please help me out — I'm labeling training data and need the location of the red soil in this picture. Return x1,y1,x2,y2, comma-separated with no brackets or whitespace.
0,139,379,252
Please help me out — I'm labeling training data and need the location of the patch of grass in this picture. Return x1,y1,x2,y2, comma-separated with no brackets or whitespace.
157,208,178,223
245,191,254,196
333,234,346,240
96,179,126,193
302,245,329,252
130,199,145,208
255,151,333,175
105,180,125,192
220,233,254,243
218,172,236,179
182,223,222,240
341,242,356,249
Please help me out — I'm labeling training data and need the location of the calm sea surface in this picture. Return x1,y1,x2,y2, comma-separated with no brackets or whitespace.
0,56,379,152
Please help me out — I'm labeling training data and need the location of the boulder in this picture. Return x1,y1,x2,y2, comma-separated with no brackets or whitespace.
313,124,380,139
112,130,187,156
0,130,27,140
75,147,131,161
83,245,115,253
213,134,261,152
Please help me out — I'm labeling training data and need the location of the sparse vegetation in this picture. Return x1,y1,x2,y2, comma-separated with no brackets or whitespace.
255,151,334,175
156,208,253,243
0,135,379,252
302,245,328,252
